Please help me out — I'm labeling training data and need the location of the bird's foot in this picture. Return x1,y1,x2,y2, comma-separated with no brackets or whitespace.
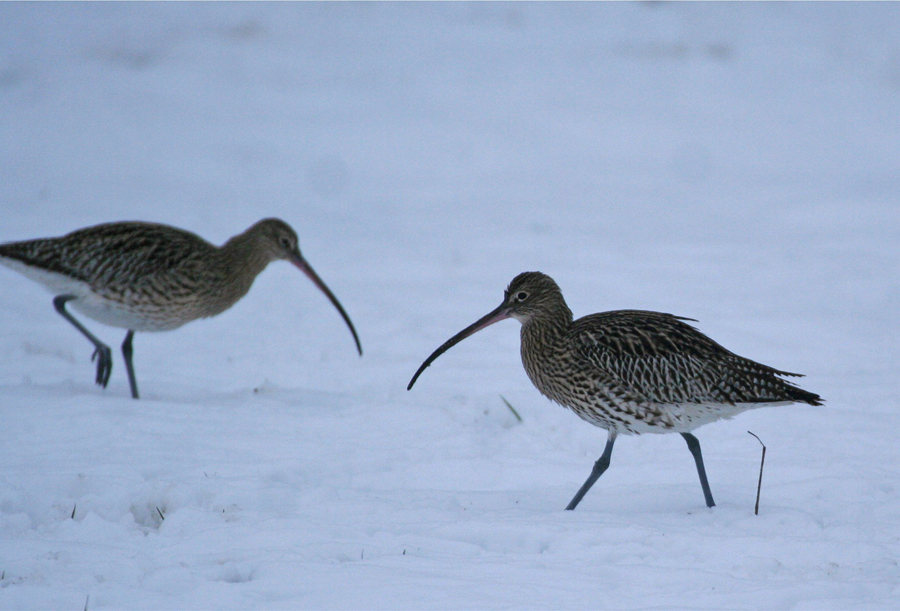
91,345,113,388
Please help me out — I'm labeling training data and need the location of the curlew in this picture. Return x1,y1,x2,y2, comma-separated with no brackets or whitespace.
0,218,362,399
408,272,821,510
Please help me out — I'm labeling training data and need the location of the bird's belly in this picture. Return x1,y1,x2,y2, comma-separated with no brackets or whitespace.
0,260,189,332
70,295,188,332
562,395,789,435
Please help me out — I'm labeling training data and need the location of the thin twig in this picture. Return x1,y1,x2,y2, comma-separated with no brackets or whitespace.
747,431,766,515
500,395,523,422
71,504,76,519
156,507,165,521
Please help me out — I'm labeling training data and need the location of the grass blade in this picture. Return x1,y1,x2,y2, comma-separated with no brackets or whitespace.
500,395,522,422
747,431,766,515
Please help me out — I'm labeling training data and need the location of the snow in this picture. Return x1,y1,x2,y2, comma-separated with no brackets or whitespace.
1,2,899,609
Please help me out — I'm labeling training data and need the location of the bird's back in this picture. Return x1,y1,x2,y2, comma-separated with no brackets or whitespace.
2,222,212,281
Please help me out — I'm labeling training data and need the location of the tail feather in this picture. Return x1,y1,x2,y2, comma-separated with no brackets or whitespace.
785,385,823,406
746,381,823,407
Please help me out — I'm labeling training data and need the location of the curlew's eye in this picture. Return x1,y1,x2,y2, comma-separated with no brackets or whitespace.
279,237,292,250
515,291,529,302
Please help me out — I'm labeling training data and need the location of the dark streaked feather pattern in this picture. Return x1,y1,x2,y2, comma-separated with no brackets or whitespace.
509,272,821,435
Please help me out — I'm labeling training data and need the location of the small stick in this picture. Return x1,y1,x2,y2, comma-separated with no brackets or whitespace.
156,507,165,521
71,504,76,519
747,431,766,515
500,395,523,422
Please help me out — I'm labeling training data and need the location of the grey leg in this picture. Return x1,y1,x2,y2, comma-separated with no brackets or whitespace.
681,432,716,508
566,431,617,511
121,330,139,399
53,295,112,388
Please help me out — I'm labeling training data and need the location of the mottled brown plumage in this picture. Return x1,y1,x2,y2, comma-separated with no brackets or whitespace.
408,271,821,510
0,219,361,398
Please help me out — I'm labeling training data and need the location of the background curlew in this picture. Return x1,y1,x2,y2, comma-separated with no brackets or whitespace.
0,218,362,398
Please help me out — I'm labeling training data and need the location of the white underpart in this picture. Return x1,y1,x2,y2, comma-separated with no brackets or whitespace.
0,257,173,332
619,401,794,435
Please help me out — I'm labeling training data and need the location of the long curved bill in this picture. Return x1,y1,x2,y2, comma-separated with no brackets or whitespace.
407,301,512,390
291,255,363,356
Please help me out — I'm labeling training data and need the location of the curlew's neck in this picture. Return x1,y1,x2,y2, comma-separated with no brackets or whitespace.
216,227,275,306
518,292,574,357
518,296,574,405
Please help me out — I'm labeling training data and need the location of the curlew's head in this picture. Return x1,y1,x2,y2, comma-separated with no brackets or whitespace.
252,218,304,263
502,271,572,324
248,218,362,356
407,271,571,390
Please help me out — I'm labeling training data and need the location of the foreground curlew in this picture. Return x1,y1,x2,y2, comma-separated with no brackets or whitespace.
0,219,362,399
408,271,821,510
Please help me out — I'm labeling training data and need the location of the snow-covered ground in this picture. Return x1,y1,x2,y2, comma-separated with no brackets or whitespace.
1,3,899,609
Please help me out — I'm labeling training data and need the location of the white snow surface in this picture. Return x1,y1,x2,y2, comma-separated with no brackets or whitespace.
1,3,899,609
